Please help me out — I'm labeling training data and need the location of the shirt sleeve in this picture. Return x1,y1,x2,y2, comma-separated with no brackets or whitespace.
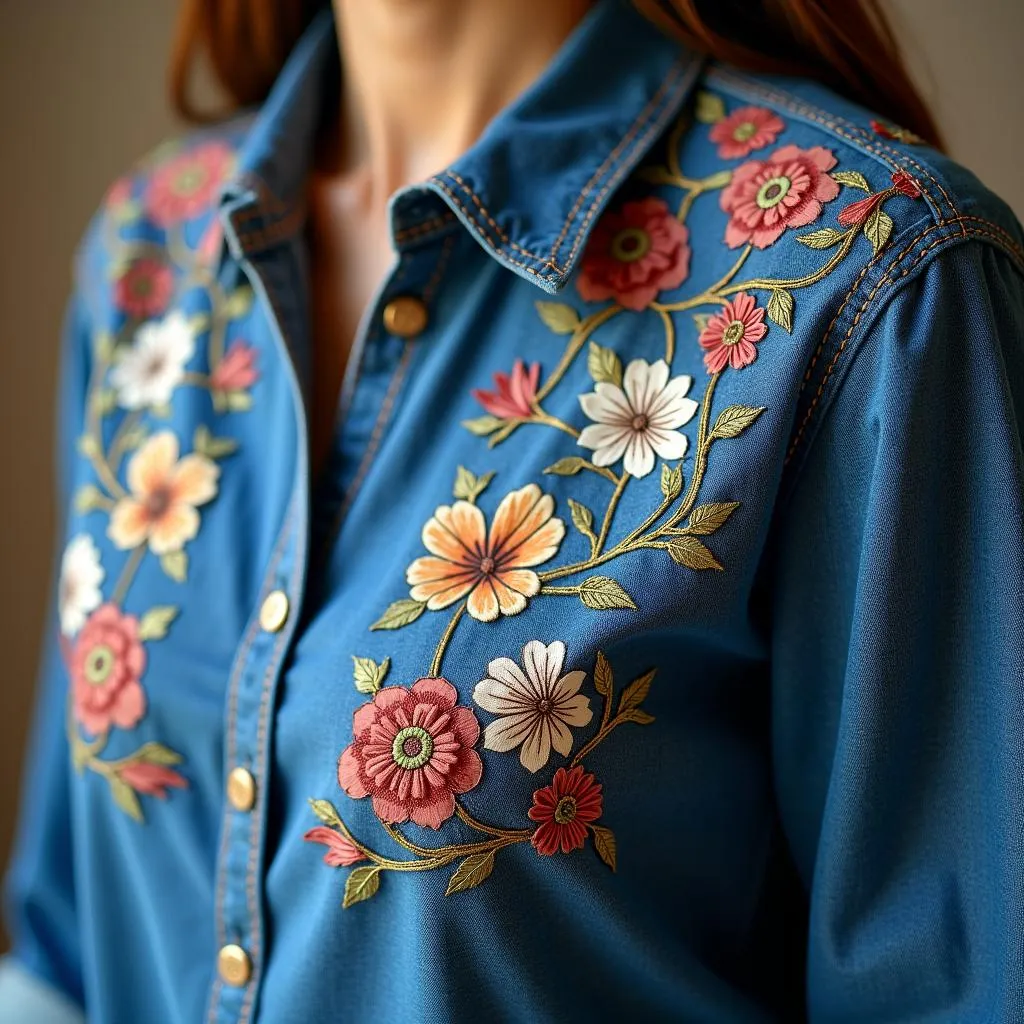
1,294,92,1016
770,238,1024,1020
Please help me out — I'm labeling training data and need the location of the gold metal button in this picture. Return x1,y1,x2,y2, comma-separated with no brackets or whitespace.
382,295,428,338
259,590,289,633
227,767,256,812
217,944,252,987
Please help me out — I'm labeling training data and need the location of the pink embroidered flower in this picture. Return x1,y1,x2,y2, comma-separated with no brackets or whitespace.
698,292,767,373
837,170,923,227
71,604,147,736
891,170,922,198
709,105,785,159
528,765,603,856
870,119,924,145
210,341,259,392
472,360,540,419
338,677,483,830
114,258,174,319
720,144,840,249
303,827,367,867
106,177,134,209
577,198,691,311
118,762,187,798
144,142,235,227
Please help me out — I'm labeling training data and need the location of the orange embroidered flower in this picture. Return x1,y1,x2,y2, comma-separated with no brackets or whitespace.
108,431,219,555
407,483,565,622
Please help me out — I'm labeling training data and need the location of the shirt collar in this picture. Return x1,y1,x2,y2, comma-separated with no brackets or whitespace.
222,1,702,294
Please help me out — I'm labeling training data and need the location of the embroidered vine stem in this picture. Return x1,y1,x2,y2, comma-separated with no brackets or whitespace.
595,473,629,555
107,411,142,471
429,602,466,677
110,545,146,607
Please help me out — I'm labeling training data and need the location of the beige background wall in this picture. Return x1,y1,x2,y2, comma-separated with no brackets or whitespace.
0,0,1021,947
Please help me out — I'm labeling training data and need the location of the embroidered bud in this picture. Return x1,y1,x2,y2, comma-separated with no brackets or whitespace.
891,170,922,199
837,192,885,228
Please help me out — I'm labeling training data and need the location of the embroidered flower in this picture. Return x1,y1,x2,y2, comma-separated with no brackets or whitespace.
838,170,923,228
891,170,922,198
472,360,540,420
196,218,224,265
698,292,768,373
303,827,367,867
105,177,134,209
709,105,785,159
338,677,483,830
118,762,187,799
407,483,565,623
210,340,259,392
577,198,691,311
114,258,174,320
144,141,235,227
58,534,105,636
528,765,603,856
108,432,219,555
473,640,593,773
111,311,195,410
71,603,147,735
870,119,924,145
577,358,698,478
720,144,839,249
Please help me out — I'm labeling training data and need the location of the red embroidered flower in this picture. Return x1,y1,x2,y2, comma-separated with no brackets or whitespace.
870,119,923,145
118,762,187,799
528,765,603,856
71,604,147,736
472,360,540,419
891,170,922,198
720,144,840,249
303,827,367,867
698,292,767,373
577,198,691,311
210,341,260,392
338,677,483,830
114,258,174,319
144,142,235,227
837,170,923,227
709,105,785,159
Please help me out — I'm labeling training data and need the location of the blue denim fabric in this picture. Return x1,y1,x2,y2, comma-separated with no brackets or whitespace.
4,2,1024,1021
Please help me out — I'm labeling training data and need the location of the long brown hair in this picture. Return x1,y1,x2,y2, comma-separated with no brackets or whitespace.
170,0,943,148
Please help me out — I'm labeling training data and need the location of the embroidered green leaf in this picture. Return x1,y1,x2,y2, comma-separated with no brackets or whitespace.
709,405,765,441
695,91,726,124
343,865,382,909
588,341,623,388
668,536,723,571
701,169,733,190
660,463,683,501
579,576,637,611
131,741,184,766
160,550,188,583
150,402,173,419
224,287,254,319
309,798,342,828
138,605,179,641
118,422,149,453
74,484,108,513
90,388,118,417
543,457,589,477
863,207,894,254
77,435,101,459
591,825,617,872
462,414,504,437
109,774,143,822
593,650,613,697
352,655,390,695
832,169,871,191
370,598,427,631
797,227,846,250
687,501,740,536
453,466,495,504
620,709,656,726
445,851,495,896
568,498,596,547
225,391,253,412
618,668,656,715
193,425,239,460
535,301,580,335
693,313,713,333
112,199,143,224
93,330,115,362
766,289,794,333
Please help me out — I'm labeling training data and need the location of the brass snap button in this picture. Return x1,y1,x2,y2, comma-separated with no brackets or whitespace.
382,295,428,338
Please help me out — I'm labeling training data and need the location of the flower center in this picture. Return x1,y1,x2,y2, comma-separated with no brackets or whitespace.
478,556,496,576
173,166,207,196
553,795,578,824
145,486,172,519
84,644,115,686
537,697,552,714
610,227,651,263
722,320,746,346
132,276,154,297
756,175,792,209
732,121,757,142
630,413,649,432
391,726,434,771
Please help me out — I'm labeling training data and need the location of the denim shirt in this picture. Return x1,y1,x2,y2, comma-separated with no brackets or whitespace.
5,2,1024,1021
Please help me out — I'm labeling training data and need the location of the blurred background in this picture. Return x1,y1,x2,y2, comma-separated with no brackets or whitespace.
0,0,1021,948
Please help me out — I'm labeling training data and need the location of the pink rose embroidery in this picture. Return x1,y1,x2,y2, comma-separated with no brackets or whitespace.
709,105,785,159
144,142,235,227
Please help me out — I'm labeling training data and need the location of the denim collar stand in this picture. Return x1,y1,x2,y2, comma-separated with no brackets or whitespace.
219,0,703,293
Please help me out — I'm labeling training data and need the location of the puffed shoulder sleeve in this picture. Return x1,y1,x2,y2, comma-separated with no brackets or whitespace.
0,293,92,1021
769,237,1024,1020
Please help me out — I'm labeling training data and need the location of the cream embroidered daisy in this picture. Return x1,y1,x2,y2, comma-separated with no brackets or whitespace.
58,533,105,636
111,310,195,410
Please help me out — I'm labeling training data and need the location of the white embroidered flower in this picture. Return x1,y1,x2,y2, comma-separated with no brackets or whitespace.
110,310,195,410
473,640,593,773
58,534,105,636
577,358,698,478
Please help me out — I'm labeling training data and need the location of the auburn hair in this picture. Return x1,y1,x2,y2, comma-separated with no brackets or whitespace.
170,0,943,149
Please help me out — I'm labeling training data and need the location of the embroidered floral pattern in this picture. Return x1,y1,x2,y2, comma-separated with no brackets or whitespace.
144,141,235,227
59,534,105,636
111,311,196,410
709,105,785,159
529,765,603,856
698,293,767,373
210,339,259,394
472,360,540,420
114,258,174,319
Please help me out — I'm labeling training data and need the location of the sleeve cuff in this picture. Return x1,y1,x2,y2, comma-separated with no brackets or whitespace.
0,959,85,1024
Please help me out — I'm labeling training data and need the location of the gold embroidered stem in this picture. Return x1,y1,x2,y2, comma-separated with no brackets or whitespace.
110,545,146,606
580,461,620,484
530,409,580,439
657,306,676,364
83,349,128,502
570,714,629,768
539,585,580,597
107,411,142,472
595,473,629,555
429,602,466,677
455,802,532,841
182,372,211,388
67,699,108,771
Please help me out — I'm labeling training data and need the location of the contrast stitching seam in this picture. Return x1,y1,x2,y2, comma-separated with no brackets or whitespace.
234,203,307,250
394,213,457,243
